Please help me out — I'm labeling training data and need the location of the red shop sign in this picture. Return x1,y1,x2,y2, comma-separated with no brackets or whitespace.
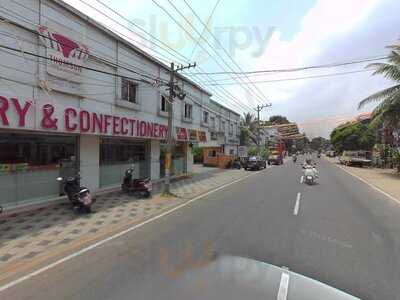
0,95,169,140
176,127,188,141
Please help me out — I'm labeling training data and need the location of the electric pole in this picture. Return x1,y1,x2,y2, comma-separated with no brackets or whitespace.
256,104,271,155
163,62,196,195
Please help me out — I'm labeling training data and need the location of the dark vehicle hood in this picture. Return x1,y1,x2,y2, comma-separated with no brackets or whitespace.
155,256,359,300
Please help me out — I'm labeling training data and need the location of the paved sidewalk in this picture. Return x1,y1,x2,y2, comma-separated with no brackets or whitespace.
0,168,252,268
325,156,400,201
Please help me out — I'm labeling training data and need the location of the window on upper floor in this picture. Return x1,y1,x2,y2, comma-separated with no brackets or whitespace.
229,123,234,135
203,111,209,124
161,95,168,112
121,78,138,103
221,120,226,132
184,103,193,119
210,117,215,129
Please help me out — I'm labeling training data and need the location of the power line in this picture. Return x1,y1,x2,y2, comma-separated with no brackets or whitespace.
188,0,221,60
0,8,169,84
152,0,265,105
6,0,186,66
79,0,255,113
181,0,270,104
1,2,184,74
76,0,254,113
207,69,370,86
0,49,245,118
0,43,160,84
189,56,389,75
76,0,188,65
3,0,255,114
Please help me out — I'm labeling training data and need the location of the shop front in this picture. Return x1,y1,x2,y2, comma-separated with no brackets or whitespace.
0,131,78,209
0,94,171,210
99,138,150,188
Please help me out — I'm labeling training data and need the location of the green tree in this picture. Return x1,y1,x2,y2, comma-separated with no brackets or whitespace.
310,137,330,151
269,115,290,125
191,145,203,163
240,113,258,145
295,136,309,152
330,122,375,153
358,42,400,128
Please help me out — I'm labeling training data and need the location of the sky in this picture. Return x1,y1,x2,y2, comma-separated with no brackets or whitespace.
64,0,400,138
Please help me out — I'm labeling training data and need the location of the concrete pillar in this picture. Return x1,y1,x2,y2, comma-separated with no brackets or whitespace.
79,135,100,192
150,139,160,180
186,143,193,174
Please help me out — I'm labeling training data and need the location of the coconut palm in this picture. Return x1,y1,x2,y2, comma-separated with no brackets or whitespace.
240,113,258,145
358,43,400,128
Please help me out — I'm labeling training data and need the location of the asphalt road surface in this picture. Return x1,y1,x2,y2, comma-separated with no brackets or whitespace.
1,156,400,300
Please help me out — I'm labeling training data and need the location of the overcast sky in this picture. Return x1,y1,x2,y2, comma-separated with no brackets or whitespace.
64,0,399,138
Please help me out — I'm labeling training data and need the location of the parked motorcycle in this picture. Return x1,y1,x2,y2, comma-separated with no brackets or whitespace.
57,175,94,213
121,165,152,198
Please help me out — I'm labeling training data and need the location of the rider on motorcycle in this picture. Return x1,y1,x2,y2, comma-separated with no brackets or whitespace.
303,159,319,180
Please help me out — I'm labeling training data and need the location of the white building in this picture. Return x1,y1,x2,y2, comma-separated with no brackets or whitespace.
199,99,240,157
0,0,213,210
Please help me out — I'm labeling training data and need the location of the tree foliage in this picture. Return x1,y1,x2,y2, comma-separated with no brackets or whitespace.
295,136,310,152
240,113,257,145
310,137,330,151
358,43,400,128
268,115,290,125
330,122,375,153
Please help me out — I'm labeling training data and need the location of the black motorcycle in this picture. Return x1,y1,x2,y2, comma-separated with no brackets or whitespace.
57,175,94,213
121,166,152,198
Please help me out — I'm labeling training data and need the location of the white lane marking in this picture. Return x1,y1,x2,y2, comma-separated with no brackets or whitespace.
0,169,267,292
293,193,301,215
335,164,400,205
300,175,304,184
277,272,290,300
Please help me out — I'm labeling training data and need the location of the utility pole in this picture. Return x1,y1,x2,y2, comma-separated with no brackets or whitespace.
163,62,196,195
256,104,271,155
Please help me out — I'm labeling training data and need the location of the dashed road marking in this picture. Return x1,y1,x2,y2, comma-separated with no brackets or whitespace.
277,272,290,300
293,193,301,215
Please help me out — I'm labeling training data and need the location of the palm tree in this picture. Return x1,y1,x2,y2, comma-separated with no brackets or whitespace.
240,113,258,145
358,43,400,128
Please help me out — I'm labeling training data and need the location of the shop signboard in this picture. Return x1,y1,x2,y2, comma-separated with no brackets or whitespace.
189,129,198,142
38,26,89,82
176,127,188,141
198,131,207,142
238,146,248,158
0,95,170,140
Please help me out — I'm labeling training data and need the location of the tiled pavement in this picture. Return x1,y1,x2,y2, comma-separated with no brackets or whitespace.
0,168,252,267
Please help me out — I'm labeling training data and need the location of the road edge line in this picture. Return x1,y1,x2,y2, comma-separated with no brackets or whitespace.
0,169,266,292
334,163,400,205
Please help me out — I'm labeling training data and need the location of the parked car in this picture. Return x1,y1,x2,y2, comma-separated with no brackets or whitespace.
244,156,266,170
339,150,372,167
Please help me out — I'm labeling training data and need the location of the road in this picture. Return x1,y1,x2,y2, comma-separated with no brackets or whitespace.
1,157,400,300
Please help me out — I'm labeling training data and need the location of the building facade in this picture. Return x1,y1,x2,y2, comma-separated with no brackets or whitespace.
0,0,212,210
199,100,240,166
